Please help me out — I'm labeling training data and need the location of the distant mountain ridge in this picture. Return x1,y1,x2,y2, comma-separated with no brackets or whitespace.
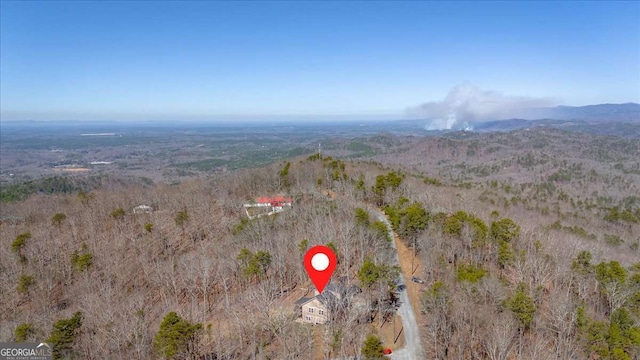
473,118,589,132
526,102,640,122
467,103,640,138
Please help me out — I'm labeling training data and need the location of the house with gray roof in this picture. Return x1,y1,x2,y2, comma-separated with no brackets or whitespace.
295,282,361,325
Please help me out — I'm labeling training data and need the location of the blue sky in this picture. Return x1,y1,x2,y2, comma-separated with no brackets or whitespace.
1,1,639,121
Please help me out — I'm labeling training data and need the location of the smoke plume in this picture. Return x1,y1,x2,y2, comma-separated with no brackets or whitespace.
406,83,555,130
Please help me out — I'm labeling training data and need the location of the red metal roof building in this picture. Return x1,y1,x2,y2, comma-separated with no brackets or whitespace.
256,196,293,207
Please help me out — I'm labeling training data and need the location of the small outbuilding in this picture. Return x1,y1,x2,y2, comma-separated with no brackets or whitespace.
133,205,153,214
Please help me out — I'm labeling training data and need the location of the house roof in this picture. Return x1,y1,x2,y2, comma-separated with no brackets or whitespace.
294,297,312,306
320,282,361,296
256,196,292,204
298,281,362,309
296,293,334,307
315,292,335,306
324,283,344,293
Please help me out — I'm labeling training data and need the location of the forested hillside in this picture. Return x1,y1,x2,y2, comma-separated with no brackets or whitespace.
1,128,639,359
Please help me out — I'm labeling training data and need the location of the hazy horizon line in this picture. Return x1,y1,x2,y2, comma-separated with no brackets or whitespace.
2,101,639,124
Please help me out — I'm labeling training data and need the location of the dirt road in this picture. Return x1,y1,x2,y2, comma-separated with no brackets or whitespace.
375,213,424,359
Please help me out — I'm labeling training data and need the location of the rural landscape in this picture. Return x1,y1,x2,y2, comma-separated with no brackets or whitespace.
2,1,639,359
1,107,640,359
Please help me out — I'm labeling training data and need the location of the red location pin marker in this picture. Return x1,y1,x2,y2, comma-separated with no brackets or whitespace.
304,245,337,294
